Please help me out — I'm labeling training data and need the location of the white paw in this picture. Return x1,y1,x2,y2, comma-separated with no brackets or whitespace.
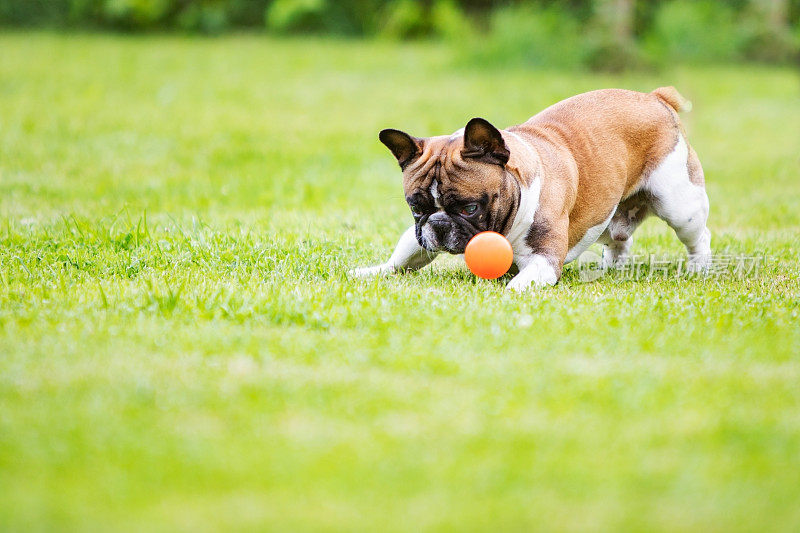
601,250,616,269
506,275,534,292
686,253,712,274
602,250,624,269
602,240,633,269
348,263,394,279
506,256,558,292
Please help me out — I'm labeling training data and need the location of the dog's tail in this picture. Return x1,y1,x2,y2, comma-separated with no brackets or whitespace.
651,86,692,113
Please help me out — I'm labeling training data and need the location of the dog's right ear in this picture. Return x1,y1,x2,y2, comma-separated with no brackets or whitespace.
379,129,423,170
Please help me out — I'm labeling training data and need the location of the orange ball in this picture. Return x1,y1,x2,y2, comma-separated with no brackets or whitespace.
464,231,513,279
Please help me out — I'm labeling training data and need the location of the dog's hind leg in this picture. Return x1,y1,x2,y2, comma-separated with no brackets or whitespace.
644,136,711,270
600,192,650,267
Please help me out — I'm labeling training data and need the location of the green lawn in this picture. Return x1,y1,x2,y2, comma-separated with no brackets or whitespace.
1,33,799,531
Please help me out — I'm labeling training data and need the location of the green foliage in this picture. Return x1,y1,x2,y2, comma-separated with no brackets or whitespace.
265,0,330,33
738,3,800,63
379,0,427,39
378,0,472,40
0,0,70,26
583,40,646,73
740,25,799,62
1,1,799,66
101,0,172,29
465,5,586,69
430,0,473,42
0,0,273,32
175,2,230,33
262,0,472,40
643,0,744,64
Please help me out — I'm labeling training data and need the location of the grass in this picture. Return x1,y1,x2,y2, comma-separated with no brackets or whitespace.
1,32,799,531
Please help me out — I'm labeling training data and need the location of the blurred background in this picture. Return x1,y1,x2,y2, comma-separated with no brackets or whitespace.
2,2,800,531
2,0,799,70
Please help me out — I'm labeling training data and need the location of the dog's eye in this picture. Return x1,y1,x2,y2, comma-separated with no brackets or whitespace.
461,203,479,216
410,205,423,216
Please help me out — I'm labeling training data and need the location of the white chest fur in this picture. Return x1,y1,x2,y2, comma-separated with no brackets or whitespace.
506,176,541,254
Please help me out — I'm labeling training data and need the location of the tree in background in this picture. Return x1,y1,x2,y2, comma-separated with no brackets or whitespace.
586,0,641,71
742,0,798,62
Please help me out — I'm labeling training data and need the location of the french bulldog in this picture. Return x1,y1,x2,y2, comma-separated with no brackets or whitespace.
351,87,711,291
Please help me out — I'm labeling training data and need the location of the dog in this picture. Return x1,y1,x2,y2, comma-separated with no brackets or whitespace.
351,87,711,291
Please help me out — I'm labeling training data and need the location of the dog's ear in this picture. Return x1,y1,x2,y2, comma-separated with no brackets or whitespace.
379,129,423,170
461,117,509,166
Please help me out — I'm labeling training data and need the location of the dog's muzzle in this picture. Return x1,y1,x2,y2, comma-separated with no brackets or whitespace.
419,211,472,253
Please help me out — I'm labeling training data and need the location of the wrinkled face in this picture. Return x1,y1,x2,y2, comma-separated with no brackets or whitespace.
380,118,520,254
406,175,487,253
404,149,512,253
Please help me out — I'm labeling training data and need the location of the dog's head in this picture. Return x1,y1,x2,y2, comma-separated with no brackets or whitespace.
380,118,521,254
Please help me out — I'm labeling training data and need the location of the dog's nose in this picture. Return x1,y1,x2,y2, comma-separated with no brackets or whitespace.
428,211,449,224
427,212,450,241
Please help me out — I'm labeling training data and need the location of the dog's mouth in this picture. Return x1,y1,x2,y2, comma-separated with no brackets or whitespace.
419,239,466,254
417,220,477,254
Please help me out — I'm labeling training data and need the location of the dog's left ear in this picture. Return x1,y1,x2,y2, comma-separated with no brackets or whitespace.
461,117,510,166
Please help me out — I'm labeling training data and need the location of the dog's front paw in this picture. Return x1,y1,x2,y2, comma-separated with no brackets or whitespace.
506,256,558,292
506,275,534,292
348,263,395,279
